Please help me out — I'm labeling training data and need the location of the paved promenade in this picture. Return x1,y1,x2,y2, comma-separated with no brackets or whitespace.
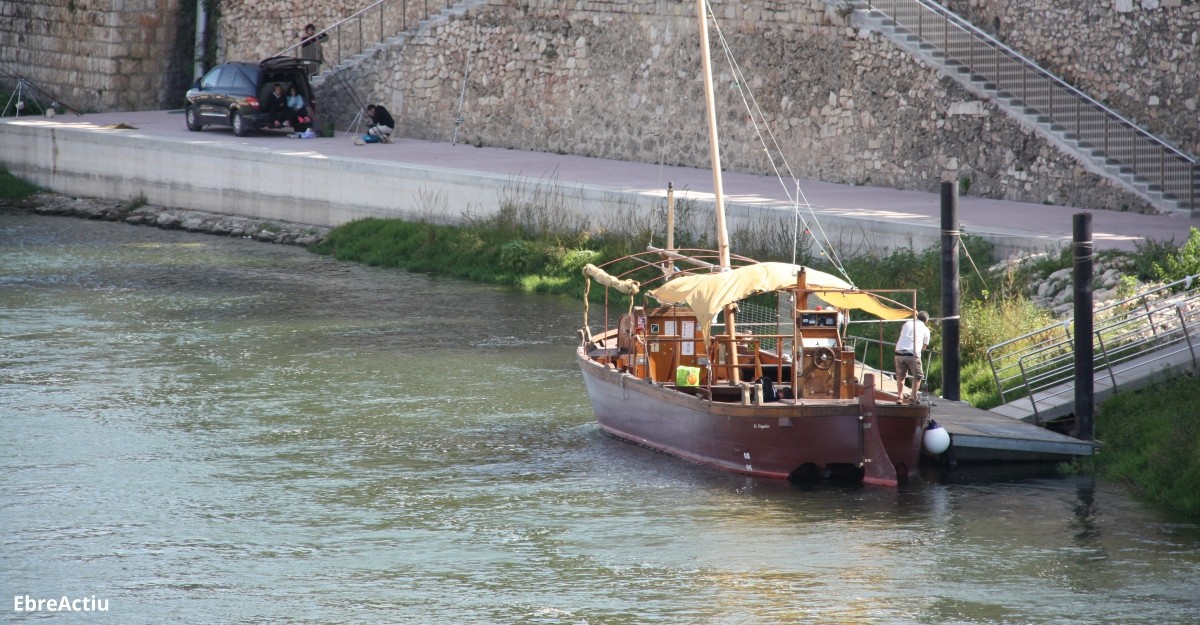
4,110,1196,255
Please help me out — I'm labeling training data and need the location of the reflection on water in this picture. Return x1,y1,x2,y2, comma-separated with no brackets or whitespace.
2,213,1199,625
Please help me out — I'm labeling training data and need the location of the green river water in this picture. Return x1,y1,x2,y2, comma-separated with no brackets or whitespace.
2,213,1198,624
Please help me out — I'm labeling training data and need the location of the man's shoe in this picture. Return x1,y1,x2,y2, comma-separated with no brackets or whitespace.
353,137,365,146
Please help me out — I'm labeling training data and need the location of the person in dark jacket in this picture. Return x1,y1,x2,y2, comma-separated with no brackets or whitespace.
264,84,291,128
364,104,395,143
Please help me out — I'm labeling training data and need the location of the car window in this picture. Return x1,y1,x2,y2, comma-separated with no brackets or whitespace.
200,67,223,90
231,69,256,93
216,67,239,89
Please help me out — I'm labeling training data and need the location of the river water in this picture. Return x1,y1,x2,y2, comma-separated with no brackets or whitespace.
2,212,1198,625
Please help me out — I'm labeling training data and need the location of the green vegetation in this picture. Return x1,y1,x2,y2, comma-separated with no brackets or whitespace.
0,167,41,200
312,216,606,300
1092,373,1200,516
123,192,148,212
1150,226,1200,282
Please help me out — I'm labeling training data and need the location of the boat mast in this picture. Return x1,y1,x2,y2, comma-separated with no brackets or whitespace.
696,0,740,383
696,0,730,269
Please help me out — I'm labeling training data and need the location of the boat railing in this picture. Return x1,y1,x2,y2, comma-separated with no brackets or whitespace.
986,273,1200,420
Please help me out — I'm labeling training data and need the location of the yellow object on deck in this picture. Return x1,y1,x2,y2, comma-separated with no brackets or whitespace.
676,365,701,387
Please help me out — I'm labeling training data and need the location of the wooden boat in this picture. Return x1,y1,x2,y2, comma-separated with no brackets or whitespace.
575,1,930,486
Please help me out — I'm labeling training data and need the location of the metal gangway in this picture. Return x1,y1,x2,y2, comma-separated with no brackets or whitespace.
987,274,1200,424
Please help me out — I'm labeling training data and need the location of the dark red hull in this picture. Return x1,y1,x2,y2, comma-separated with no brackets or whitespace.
578,348,927,483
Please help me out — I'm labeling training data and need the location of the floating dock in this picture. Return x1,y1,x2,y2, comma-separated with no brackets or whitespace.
929,398,1094,462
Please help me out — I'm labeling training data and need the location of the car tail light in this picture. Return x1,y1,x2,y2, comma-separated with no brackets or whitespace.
246,97,260,110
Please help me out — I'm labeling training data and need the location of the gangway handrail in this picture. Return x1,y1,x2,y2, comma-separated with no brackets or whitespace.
987,273,1200,418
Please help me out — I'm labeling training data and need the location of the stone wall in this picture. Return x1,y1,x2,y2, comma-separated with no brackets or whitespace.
0,0,192,112
940,0,1200,155
5,0,1193,215
306,0,1154,213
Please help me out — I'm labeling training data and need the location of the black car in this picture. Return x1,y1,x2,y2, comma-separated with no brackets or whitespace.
185,57,321,136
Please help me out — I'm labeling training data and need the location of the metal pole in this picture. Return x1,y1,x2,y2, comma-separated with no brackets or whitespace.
941,181,961,401
666,182,676,251
1073,213,1095,441
193,0,208,80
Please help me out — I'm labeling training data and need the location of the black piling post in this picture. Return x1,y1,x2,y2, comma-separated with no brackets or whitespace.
1073,213,1095,441
941,181,961,401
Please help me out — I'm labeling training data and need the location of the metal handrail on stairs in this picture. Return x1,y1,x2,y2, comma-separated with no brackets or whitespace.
986,274,1200,420
865,0,1198,213
273,0,456,72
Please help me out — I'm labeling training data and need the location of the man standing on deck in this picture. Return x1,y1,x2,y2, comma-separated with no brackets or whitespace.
894,311,930,404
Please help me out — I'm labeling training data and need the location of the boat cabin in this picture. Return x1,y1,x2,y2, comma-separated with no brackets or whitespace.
611,301,859,403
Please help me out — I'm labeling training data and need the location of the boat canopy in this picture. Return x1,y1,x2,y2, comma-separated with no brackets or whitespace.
649,262,913,339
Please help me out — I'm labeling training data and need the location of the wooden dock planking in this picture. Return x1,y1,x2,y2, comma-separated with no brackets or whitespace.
928,398,1094,462
856,361,1094,462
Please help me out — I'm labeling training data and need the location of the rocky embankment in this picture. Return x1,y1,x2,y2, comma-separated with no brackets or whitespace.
1030,257,1137,318
20,193,328,246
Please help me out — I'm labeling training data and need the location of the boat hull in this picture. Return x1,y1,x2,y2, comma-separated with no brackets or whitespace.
578,348,927,481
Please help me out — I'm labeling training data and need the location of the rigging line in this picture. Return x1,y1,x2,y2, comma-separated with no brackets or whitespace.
705,4,854,285
957,228,992,295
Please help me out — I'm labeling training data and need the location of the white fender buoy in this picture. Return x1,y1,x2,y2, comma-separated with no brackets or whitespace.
923,420,951,455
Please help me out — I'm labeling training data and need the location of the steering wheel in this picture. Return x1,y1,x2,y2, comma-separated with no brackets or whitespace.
811,346,836,370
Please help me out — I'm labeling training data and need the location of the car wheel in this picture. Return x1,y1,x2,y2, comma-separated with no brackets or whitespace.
231,110,249,137
185,105,203,131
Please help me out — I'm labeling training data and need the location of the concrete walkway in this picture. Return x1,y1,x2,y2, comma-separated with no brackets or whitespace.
3,109,1197,257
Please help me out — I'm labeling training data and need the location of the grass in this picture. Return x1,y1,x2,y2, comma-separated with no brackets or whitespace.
0,166,41,200
1090,373,1200,516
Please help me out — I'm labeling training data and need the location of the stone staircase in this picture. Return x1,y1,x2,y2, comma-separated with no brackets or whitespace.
849,0,1199,217
310,0,484,90
299,0,485,133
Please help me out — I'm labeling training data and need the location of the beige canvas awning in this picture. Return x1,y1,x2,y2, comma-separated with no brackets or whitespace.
649,262,912,339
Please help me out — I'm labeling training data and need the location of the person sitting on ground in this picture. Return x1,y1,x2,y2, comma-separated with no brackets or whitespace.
364,104,395,143
894,310,931,404
286,85,309,131
264,84,291,128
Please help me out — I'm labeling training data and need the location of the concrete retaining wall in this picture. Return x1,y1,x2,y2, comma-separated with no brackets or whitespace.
0,119,662,235
0,115,1069,259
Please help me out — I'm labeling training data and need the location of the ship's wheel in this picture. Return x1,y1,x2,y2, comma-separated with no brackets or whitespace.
811,346,836,370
